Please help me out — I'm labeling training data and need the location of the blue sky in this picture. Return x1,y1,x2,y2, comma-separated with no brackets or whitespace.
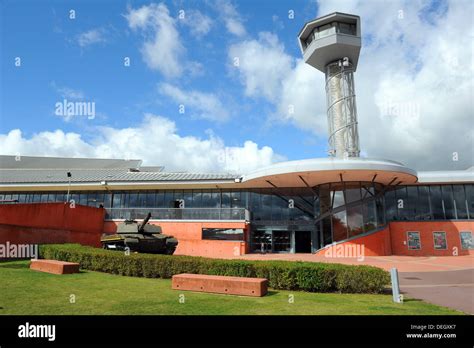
1,0,472,172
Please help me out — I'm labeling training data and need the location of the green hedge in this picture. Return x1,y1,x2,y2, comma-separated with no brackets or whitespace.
39,244,390,293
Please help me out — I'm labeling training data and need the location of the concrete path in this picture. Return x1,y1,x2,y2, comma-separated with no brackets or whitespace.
399,269,474,314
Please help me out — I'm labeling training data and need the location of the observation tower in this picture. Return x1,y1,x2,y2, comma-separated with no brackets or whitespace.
298,12,362,158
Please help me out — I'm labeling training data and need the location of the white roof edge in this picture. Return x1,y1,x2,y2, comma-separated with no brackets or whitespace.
241,157,417,182
417,169,474,184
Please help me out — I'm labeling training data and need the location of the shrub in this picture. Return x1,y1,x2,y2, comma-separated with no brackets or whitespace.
39,244,390,293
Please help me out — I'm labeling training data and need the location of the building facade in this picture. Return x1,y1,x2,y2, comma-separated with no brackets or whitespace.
0,155,472,257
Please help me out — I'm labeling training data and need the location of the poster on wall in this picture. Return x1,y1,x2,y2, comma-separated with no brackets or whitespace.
433,231,447,250
407,231,421,250
460,231,473,250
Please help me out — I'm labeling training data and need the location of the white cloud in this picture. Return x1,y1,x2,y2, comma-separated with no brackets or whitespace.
125,3,184,78
218,0,246,37
228,0,473,170
51,82,84,100
77,28,107,47
159,83,230,122
182,9,213,37
228,32,292,100
0,115,282,173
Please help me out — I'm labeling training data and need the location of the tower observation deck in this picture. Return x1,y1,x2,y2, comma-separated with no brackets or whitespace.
298,12,362,158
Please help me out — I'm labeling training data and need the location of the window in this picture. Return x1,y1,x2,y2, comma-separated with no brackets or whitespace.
183,190,193,208
144,192,155,208
433,231,447,250
396,187,409,220
332,210,348,242
384,189,397,221
429,186,444,219
103,192,112,209
202,228,244,241
345,185,361,204
405,186,418,220
332,190,345,209
112,192,122,208
155,192,165,208
316,23,336,39
221,191,231,208
465,184,474,218
128,192,138,207
453,185,468,219
442,185,455,219
459,231,473,250
347,205,364,237
338,22,356,35
417,186,431,220
407,231,421,250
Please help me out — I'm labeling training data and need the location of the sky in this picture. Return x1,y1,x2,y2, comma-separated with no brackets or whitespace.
0,0,472,173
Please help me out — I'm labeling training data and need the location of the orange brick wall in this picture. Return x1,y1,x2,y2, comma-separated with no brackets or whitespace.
389,221,474,256
103,220,248,258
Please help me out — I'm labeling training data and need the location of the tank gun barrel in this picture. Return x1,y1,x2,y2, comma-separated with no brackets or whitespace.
138,212,152,233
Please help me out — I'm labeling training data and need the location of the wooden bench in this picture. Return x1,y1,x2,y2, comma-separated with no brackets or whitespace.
30,259,80,275
172,273,268,297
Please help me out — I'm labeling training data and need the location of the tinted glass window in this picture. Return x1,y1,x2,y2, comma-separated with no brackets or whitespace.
221,191,231,208
384,189,397,221
453,185,468,219
442,185,455,219
430,186,444,219
417,186,431,220
155,192,165,208
347,205,364,237
332,210,347,242
466,185,474,218
183,191,193,208
202,228,244,241
405,186,418,220
395,186,408,220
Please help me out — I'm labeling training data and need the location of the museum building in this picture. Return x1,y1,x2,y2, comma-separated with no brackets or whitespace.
0,12,472,257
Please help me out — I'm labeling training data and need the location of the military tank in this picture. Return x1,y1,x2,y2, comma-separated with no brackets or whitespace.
101,213,178,254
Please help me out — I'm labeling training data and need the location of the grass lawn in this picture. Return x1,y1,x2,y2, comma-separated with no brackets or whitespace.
0,261,463,315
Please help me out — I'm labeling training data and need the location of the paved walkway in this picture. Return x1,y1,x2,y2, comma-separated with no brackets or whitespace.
229,253,474,313
399,269,474,314
233,254,474,272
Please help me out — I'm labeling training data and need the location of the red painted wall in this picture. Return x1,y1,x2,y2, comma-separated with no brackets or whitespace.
389,221,474,256
0,203,105,247
314,226,392,257
103,220,248,258
314,221,473,257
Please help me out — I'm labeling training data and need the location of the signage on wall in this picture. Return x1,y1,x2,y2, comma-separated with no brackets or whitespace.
433,231,447,250
459,231,473,250
407,231,421,250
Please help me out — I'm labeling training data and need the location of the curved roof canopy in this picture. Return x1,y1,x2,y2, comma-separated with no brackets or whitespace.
240,157,418,188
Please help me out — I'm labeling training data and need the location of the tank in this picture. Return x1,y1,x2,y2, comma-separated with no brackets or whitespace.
101,213,178,254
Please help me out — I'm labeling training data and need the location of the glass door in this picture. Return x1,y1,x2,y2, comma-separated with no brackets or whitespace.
250,229,272,253
272,230,291,253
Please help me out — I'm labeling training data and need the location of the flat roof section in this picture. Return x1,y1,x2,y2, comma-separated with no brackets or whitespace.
0,155,142,170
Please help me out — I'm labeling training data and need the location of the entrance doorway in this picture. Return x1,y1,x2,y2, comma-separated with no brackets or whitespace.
250,227,315,254
294,231,312,253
